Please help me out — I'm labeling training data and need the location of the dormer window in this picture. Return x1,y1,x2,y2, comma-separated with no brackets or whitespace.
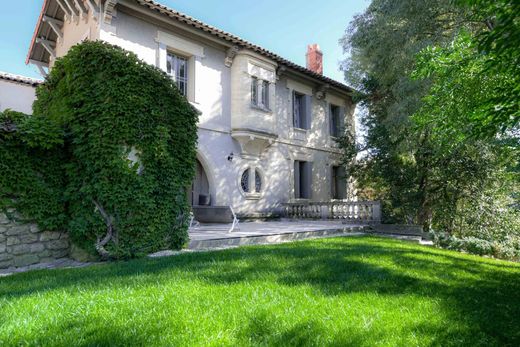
251,77,270,111
167,52,188,96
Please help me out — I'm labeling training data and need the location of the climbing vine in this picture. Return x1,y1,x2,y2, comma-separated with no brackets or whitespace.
0,41,199,258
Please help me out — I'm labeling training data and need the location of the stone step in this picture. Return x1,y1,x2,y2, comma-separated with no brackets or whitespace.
188,226,370,250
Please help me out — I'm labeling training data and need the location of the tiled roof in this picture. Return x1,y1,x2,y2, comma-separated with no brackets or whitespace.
135,0,354,93
0,71,43,87
26,0,353,93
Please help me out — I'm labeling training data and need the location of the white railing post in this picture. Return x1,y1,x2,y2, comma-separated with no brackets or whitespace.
284,200,381,223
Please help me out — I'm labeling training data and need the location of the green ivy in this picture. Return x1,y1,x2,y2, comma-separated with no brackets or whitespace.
1,41,199,259
0,110,66,230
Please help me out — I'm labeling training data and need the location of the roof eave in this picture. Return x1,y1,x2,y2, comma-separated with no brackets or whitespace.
132,0,356,94
26,0,49,66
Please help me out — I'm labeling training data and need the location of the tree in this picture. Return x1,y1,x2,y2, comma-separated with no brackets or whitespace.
414,0,520,139
339,0,519,238
340,0,468,229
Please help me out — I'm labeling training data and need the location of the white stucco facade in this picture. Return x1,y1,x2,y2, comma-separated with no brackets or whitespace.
24,0,356,217
0,73,39,115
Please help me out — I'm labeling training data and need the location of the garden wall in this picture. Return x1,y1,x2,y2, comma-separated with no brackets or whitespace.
0,210,69,270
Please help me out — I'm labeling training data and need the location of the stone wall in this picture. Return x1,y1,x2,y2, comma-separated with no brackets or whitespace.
0,211,70,270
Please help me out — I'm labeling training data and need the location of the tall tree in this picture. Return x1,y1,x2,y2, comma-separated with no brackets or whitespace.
340,0,467,228
339,0,518,233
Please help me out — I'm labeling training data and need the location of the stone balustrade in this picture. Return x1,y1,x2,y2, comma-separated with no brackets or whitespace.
283,200,381,223
0,211,70,270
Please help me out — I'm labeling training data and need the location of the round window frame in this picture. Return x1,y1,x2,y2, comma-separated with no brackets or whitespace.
237,166,265,200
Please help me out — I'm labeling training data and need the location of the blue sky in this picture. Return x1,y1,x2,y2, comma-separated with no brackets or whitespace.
0,0,369,81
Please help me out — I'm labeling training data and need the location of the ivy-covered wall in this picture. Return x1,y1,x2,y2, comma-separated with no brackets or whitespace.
0,41,199,260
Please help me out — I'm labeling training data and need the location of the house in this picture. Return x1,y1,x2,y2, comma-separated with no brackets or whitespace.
0,72,41,115
24,0,356,218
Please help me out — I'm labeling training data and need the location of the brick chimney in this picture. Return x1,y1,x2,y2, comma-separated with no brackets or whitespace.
306,44,323,74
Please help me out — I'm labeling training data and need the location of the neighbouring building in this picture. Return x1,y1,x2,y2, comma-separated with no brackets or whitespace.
22,0,356,218
0,72,41,114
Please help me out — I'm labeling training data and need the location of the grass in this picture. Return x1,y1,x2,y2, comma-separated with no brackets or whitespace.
0,236,519,346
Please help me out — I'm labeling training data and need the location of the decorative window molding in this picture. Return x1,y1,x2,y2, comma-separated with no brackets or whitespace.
247,61,276,83
156,31,204,58
156,31,203,102
287,79,313,96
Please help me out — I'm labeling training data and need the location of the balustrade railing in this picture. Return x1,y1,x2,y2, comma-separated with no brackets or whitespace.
283,200,381,223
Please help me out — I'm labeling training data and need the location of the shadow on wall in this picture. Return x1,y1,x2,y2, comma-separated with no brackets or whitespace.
0,237,519,345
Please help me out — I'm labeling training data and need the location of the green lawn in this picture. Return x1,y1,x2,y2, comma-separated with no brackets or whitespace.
1,236,519,346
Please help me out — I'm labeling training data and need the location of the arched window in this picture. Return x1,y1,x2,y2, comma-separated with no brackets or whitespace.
240,168,263,194
241,169,250,193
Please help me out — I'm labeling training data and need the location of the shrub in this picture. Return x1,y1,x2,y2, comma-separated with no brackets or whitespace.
1,41,199,259
432,232,520,261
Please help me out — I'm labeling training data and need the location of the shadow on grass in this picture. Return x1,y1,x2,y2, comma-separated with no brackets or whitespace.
1,236,519,345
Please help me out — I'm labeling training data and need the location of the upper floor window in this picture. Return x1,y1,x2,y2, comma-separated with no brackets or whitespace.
167,52,188,96
293,92,310,130
261,80,269,109
251,77,258,106
330,104,341,137
251,77,270,110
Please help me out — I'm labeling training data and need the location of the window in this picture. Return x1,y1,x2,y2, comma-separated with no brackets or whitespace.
251,76,258,106
166,52,188,96
241,168,262,194
294,160,312,199
254,169,262,193
331,166,347,199
261,80,269,109
330,104,341,137
293,92,309,129
241,169,250,192
251,77,270,110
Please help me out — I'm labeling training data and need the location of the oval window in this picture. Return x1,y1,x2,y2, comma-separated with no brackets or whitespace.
255,169,262,193
241,169,250,193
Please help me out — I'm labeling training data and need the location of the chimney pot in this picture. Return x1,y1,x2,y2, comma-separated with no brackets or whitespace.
306,44,323,75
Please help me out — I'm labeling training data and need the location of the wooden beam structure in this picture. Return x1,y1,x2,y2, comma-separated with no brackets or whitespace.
73,0,88,16
35,37,56,59
63,0,80,18
55,0,71,16
42,15,64,39
29,59,49,77
86,0,99,13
